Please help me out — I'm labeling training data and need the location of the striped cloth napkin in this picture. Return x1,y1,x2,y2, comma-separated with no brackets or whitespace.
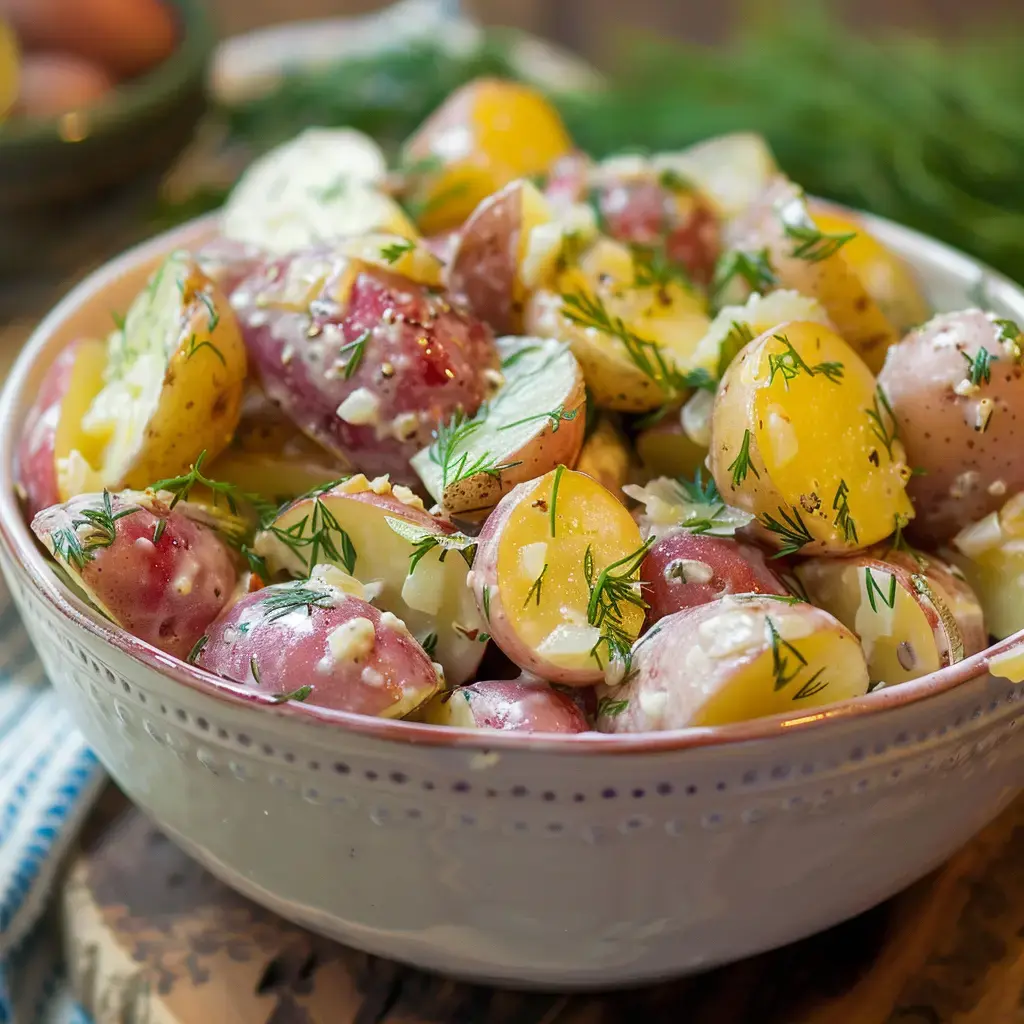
0,579,105,1024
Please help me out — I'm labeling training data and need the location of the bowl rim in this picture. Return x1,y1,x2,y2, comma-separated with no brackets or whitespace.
0,0,214,149
2,206,1023,756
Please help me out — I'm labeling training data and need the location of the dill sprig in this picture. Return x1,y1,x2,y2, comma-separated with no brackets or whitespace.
866,386,899,462
152,450,278,522
379,239,415,264
270,685,314,704
864,567,897,612
961,347,995,387
760,505,814,557
718,320,756,379
523,564,548,608
597,696,629,717
710,248,777,308
427,409,523,489
498,405,579,434
585,539,653,670
768,334,844,389
728,429,760,489
629,243,693,292
383,516,476,574
264,498,357,576
783,222,856,262
337,329,371,381
832,479,858,545
260,580,338,622
50,490,141,571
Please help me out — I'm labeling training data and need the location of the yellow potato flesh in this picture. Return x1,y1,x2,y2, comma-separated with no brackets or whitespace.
336,233,441,288
496,469,645,672
714,321,913,553
0,19,17,120
55,339,108,500
693,625,867,726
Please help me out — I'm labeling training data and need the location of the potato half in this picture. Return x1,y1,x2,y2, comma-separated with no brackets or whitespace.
79,251,247,490
469,468,647,685
710,320,914,555
596,595,870,732
410,336,586,521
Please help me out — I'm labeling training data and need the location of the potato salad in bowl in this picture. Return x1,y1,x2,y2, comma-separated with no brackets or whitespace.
13,77,1024,738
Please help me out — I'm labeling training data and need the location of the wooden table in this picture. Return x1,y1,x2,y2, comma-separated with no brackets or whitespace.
62,786,1024,1024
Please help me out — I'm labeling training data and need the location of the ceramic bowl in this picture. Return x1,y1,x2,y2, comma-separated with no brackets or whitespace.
2,212,1024,990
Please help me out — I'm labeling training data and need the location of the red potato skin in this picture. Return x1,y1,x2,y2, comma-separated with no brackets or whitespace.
31,493,238,660
232,249,499,483
17,342,79,516
878,310,1024,543
451,679,589,733
197,586,439,717
195,237,266,298
641,530,788,624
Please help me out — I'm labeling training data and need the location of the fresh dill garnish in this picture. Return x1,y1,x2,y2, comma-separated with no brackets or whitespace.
597,696,629,717
260,581,337,622
383,517,476,573
263,497,357,576
783,222,856,262
832,479,858,544
549,464,566,537
250,656,262,685
481,584,491,623
866,386,898,461
186,634,208,664
497,405,579,434
733,592,804,606
765,616,808,691
379,239,416,264
182,333,226,366
243,546,270,579
864,567,897,612
960,347,995,386
427,409,523,489
195,288,221,331
152,518,167,544
718,320,756,379
709,248,777,308
560,289,714,395
523,564,548,608
152,451,277,521
50,490,141,571
728,429,760,489
760,505,814,557
888,512,928,569
779,571,812,604
270,685,314,704
629,243,692,292
677,469,721,506
585,539,653,670
420,632,438,657
792,668,830,700
768,334,844,388
500,344,543,369
993,318,1022,354
658,167,692,193
338,329,371,380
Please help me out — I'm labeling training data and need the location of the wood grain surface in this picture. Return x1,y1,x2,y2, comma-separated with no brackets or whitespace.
62,789,1024,1024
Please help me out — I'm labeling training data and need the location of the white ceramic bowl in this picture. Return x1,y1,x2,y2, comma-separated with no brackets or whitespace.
3,212,1024,990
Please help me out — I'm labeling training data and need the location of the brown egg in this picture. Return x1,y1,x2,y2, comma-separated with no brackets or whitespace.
15,51,113,117
1,0,177,79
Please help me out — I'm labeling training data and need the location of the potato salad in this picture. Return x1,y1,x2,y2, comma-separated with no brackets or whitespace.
19,78,1022,734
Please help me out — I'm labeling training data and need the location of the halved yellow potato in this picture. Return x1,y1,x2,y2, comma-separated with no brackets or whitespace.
575,416,632,504
710,320,914,555
525,237,710,412
726,178,898,373
79,251,247,490
334,232,443,288
596,595,870,731
470,468,647,685
795,550,984,688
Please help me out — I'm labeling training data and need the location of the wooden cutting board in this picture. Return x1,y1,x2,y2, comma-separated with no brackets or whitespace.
62,790,1024,1024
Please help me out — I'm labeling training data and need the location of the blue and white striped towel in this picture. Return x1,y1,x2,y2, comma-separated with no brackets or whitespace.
0,581,105,1024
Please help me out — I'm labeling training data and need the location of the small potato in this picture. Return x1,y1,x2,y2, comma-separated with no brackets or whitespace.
415,679,588,733
710,320,914,555
726,178,898,373
232,245,498,483
197,565,440,717
222,128,415,254
809,203,930,334
795,549,985,688
446,179,562,334
32,490,237,660
254,475,485,685
401,78,574,235
948,492,1024,640
469,468,647,685
575,416,632,503
596,595,870,732
205,387,351,504
79,251,247,489
17,337,106,514
878,310,1024,543
642,531,787,624
411,336,586,521
526,237,710,413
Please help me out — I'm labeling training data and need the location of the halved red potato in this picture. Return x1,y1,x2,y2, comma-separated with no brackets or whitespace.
414,678,588,733
948,492,1024,640
31,490,238,660
878,310,1024,543
79,251,247,490
232,245,498,484
197,565,441,717
253,474,485,684
205,387,350,504
726,177,899,373
641,531,787,624
222,128,416,254
794,549,985,689
596,595,870,732
710,320,914,555
17,337,107,514
400,78,574,235
575,416,632,504
410,336,586,521
468,468,647,686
